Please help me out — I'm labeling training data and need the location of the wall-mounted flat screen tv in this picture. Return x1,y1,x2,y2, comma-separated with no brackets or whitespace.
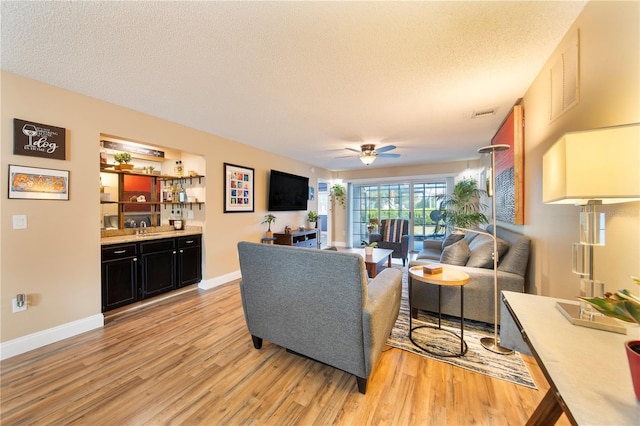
268,169,309,211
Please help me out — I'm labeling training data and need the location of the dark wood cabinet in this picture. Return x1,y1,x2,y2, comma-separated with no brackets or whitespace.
177,235,202,287
101,234,201,312
274,229,319,249
139,239,177,298
101,244,138,312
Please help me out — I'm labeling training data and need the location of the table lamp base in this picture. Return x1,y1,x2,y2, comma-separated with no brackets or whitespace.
556,302,627,334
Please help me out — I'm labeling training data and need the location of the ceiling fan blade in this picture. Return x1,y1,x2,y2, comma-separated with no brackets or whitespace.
375,145,396,153
345,147,361,153
335,154,356,159
378,153,400,158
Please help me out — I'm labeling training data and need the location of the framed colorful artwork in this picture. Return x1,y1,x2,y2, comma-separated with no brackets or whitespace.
8,164,70,200
491,103,524,225
224,163,254,213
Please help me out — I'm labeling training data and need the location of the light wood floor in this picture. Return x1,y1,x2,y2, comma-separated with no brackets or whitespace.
1,282,570,425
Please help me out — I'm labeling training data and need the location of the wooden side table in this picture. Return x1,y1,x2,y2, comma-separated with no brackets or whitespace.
408,266,470,357
342,247,394,278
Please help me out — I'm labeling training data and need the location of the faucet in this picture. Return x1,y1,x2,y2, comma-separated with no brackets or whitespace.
140,221,147,234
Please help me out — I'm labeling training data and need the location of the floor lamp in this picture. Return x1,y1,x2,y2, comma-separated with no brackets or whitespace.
478,143,513,355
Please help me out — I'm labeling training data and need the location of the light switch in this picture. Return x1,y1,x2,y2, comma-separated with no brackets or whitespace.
13,215,27,229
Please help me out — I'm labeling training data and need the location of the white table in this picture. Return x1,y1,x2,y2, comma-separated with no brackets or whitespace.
501,291,639,425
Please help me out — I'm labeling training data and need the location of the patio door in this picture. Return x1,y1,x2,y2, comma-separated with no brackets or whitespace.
411,182,447,251
351,180,447,252
351,183,411,247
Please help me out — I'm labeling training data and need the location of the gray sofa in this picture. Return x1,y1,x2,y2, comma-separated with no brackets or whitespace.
237,242,402,394
409,225,530,324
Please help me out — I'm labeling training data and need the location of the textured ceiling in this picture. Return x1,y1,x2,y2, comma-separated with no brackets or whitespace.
1,1,587,171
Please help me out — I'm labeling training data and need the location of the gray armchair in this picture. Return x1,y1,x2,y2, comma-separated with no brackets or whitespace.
237,242,402,394
369,219,410,266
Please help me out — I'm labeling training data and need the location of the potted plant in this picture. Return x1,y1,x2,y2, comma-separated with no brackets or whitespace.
330,184,346,209
367,218,379,233
580,276,640,400
113,152,133,170
361,240,377,255
440,178,488,231
262,214,276,238
307,211,318,229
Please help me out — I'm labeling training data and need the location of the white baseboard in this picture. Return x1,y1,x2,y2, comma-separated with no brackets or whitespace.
199,270,241,290
0,314,104,361
1,271,242,360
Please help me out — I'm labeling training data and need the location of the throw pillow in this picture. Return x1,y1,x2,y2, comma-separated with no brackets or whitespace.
467,233,492,252
498,237,531,276
383,219,404,243
440,239,471,266
441,232,465,250
464,228,484,244
466,235,511,269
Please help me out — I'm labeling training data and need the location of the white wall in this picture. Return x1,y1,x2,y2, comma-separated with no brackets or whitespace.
2,0,638,357
0,71,331,350
339,1,640,300
522,1,639,298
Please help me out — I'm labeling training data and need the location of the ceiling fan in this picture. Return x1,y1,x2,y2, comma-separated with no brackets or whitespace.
342,144,400,166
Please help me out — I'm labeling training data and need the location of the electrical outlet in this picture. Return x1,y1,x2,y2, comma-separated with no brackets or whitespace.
12,297,27,313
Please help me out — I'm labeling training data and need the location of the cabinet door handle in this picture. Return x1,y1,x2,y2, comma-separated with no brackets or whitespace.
185,240,194,244
180,249,184,253
114,250,127,254
173,251,177,254
133,257,138,262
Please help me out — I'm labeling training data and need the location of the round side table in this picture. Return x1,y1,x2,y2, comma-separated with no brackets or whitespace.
408,265,470,357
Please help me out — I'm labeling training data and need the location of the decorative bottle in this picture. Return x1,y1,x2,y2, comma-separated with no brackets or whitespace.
165,182,172,202
174,161,184,177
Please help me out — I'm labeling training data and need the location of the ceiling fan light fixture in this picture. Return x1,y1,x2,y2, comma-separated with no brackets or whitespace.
360,154,376,165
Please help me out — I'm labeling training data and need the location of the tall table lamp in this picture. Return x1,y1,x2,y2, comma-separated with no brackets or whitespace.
543,123,640,333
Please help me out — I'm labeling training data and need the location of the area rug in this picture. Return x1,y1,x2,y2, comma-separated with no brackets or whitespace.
385,266,537,389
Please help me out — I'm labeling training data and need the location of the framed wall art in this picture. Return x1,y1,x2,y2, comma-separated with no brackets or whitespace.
224,163,254,213
491,103,524,225
14,118,66,160
8,164,70,200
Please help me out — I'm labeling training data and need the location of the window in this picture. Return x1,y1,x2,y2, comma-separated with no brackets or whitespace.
353,184,409,245
351,181,447,250
412,182,447,246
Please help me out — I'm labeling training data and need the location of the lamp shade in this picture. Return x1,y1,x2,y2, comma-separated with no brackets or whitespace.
543,123,640,204
360,154,376,165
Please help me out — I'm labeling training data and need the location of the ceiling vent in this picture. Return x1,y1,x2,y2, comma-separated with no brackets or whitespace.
471,108,497,119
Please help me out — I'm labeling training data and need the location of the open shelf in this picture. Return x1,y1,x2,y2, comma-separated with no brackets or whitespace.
100,167,204,182
100,165,205,227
